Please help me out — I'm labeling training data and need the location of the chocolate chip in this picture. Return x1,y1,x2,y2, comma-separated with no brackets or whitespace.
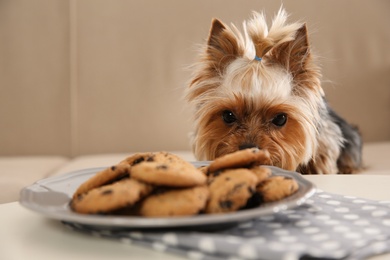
219,200,233,209
111,166,116,171
76,194,84,201
132,157,145,165
146,155,155,162
101,189,113,195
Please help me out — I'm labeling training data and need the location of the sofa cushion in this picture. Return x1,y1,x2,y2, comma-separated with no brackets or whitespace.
0,156,68,204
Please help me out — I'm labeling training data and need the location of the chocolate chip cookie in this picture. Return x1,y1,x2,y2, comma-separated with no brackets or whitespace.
208,148,271,173
71,178,153,214
131,161,206,187
73,163,131,199
256,175,299,202
139,186,209,217
206,168,258,214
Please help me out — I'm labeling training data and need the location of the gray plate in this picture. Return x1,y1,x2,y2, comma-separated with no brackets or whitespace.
19,165,316,229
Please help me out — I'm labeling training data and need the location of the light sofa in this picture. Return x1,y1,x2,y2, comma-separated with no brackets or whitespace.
1,0,389,204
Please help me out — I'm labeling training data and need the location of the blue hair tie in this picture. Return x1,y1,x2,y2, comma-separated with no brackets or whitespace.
254,55,262,61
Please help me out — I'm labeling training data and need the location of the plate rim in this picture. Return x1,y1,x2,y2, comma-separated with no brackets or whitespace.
19,165,316,228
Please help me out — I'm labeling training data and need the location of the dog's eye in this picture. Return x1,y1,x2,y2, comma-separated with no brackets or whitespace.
222,110,237,124
271,113,287,127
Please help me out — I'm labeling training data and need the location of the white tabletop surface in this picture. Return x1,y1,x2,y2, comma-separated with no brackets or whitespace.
2,174,390,260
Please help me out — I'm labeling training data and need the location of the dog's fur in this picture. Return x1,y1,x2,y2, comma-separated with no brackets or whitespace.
186,8,362,174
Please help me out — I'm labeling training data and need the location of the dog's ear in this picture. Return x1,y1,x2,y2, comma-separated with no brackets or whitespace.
271,24,311,78
206,19,242,74
207,19,226,49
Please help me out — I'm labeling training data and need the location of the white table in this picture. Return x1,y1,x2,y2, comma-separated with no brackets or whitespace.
1,174,390,260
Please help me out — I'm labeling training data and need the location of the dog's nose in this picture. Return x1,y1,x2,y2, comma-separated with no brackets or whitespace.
239,143,259,150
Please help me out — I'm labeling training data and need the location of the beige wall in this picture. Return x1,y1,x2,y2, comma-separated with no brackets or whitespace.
1,0,390,157
0,0,71,155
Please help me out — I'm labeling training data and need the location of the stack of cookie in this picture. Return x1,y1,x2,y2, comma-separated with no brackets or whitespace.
70,152,208,216
203,148,298,213
70,148,299,217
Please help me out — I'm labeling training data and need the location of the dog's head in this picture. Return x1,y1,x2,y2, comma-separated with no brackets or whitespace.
186,8,327,171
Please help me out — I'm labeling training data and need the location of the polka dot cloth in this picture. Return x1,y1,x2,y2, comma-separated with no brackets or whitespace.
64,191,390,260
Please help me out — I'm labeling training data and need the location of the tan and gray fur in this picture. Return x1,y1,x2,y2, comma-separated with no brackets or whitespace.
186,8,362,174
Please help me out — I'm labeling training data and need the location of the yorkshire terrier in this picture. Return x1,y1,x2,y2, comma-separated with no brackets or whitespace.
186,8,362,174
